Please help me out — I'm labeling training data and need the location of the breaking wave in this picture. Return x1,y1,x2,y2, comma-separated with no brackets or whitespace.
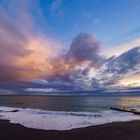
0,106,140,130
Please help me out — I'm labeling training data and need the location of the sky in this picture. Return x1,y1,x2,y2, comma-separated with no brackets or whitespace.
0,0,140,94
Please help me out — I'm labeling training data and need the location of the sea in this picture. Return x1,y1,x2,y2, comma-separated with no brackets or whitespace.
0,94,140,130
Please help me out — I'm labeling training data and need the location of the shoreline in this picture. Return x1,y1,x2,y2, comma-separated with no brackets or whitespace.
1,119,140,140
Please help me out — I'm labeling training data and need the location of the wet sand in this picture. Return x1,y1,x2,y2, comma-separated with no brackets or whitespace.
0,119,140,140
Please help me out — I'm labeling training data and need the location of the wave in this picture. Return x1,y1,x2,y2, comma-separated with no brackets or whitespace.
0,106,140,130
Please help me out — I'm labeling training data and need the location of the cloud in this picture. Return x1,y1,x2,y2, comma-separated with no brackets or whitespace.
0,0,104,84
24,88,59,93
106,47,140,74
119,73,140,87
49,0,64,17
0,89,15,95
0,1,105,91
97,46,140,88
1,0,140,93
32,79,48,85
0,16,103,82
58,46,140,91
50,0,62,11
66,33,104,68
0,0,62,81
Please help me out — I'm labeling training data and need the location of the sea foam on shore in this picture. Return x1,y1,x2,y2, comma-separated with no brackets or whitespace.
0,106,140,130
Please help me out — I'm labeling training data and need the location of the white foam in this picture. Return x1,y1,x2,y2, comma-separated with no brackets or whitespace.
0,106,140,130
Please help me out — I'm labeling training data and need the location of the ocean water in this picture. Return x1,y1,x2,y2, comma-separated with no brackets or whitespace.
0,95,140,130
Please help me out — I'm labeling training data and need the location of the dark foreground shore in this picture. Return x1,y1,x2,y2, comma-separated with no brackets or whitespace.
0,119,140,140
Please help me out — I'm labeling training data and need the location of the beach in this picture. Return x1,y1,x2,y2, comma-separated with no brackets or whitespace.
1,96,140,140
0,119,140,140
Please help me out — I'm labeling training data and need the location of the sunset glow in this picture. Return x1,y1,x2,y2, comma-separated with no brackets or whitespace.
0,0,140,93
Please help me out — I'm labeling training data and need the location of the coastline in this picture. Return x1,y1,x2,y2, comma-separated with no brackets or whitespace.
1,119,140,140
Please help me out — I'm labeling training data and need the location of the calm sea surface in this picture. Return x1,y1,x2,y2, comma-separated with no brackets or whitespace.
0,95,140,112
